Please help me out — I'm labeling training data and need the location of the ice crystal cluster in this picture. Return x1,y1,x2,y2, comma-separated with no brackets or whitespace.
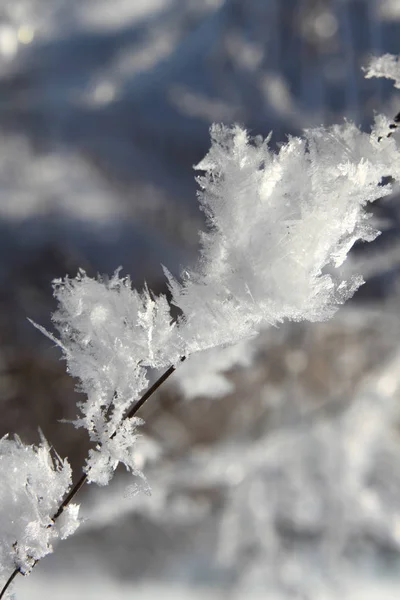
0,435,79,581
1,56,400,592
49,114,400,484
47,271,182,485
167,119,400,351
45,109,400,488
365,53,400,88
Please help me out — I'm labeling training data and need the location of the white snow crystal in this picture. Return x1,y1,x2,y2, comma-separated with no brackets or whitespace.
167,119,400,352
175,339,255,400
0,434,79,579
364,53,400,88
36,55,400,488
48,269,183,485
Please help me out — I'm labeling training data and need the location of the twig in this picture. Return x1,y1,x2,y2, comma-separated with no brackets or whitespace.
55,357,186,518
0,568,20,599
377,111,400,141
0,356,186,599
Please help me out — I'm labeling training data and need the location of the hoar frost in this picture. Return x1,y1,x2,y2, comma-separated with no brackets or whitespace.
2,54,400,594
47,112,400,481
47,270,183,485
167,118,400,352
364,53,400,88
0,435,79,580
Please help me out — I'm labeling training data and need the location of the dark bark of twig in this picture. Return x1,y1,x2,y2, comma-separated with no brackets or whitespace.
0,568,20,599
0,356,186,599
377,111,400,141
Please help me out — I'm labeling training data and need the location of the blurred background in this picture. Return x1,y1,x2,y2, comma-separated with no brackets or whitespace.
1,0,400,598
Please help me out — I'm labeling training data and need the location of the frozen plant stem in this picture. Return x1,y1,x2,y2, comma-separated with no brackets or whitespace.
54,357,186,519
0,357,185,599
0,571,19,600
1,52,400,596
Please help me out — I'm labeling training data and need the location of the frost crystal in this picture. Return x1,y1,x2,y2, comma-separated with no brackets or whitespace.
167,120,400,352
36,58,400,489
0,435,79,580
364,53,400,88
49,270,182,485
86,417,146,486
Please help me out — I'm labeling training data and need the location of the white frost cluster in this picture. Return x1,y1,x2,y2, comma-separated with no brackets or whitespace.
364,53,400,88
0,435,79,579
1,53,399,595
48,112,400,476
48,110,400,477
167,119,400,352
49,270,183,485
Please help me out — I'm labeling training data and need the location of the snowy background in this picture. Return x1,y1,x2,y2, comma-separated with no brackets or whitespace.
2,0,400,598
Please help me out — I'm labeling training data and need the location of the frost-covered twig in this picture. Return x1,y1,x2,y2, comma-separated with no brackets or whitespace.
54,356,185,520
364,53,400,88
0,358,184,599
0,435,79,597
2,55,400,600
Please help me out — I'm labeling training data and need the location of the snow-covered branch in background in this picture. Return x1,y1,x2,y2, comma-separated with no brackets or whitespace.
45,112,400,482
175,338,256,400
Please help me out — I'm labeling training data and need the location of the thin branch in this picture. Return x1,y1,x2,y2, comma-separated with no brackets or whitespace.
0,567,20,600
51,472,88,521
122,358,186,424
0,356,186,598
54,357,186,519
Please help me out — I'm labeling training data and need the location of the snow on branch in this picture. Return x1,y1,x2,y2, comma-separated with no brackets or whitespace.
43,108,400,486
28,56,400,491
364,53,400,88
167,119,400,354
0,435,79,580
49,269,183,485
2,51,400,599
